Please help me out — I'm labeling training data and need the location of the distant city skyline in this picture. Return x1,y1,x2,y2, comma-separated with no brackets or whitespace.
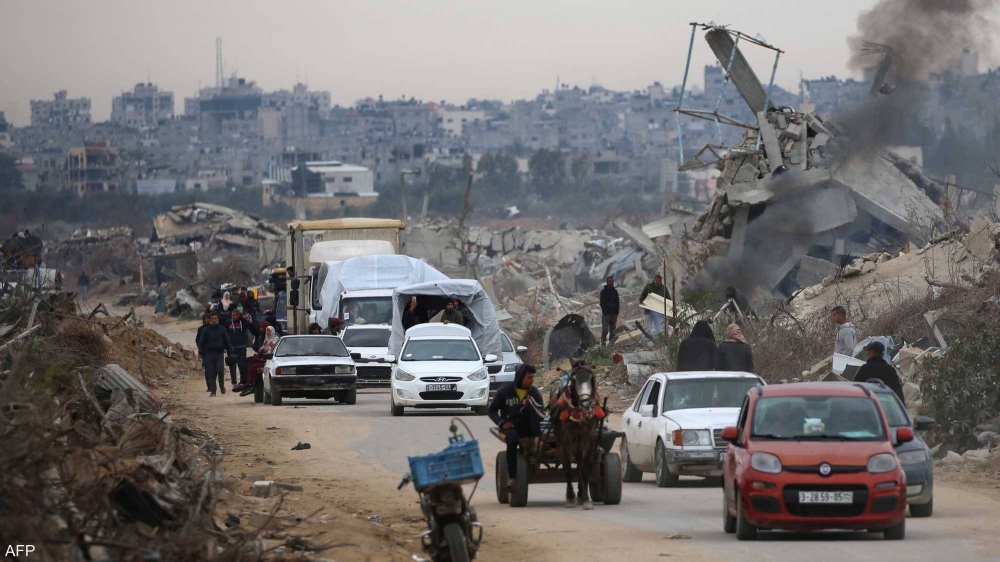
2,0,993,126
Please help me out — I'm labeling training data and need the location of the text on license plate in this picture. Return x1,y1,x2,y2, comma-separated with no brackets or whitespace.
426,384,456,391
798,491,853,504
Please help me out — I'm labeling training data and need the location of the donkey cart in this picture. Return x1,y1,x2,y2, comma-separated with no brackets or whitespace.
490,420,623,508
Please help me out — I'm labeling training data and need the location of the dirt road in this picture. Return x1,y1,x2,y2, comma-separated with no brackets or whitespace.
149,313,1000,561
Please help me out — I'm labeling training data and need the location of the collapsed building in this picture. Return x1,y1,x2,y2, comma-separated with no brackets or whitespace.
668,24,992,298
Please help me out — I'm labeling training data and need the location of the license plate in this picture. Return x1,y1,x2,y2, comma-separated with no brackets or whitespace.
305,378,326,385
426,384,455,391
798,491,853,504
490,376,496,383
718,452,726,462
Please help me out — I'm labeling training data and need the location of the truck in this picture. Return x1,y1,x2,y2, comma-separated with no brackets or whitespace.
284,218,405,334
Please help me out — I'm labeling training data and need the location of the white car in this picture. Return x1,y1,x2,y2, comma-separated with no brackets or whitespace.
488,332,527,398
263,335,358,406
620,372,764,486
389,324,497,417
341,324,393,388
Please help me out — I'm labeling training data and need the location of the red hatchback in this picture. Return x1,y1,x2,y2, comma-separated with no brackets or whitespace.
721,382,912,541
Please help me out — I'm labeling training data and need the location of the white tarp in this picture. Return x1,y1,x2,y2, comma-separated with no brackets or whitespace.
389,280,502,358
318,255,448,326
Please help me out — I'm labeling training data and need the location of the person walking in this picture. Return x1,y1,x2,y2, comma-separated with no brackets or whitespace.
76,271,90,300
227,308,258,391
639,274,669,336
195,313,211,391
718,323,754,372
154,282,168,315
677,320,721,372
831,306,857,356
854,341,906,404
599,276,620,347
196,312,234,396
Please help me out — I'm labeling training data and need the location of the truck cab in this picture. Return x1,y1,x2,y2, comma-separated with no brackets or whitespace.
339,288,395,327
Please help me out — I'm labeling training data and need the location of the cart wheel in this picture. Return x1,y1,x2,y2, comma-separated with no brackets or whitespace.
495,451,510,504
601,453,623,505
509,453,529,507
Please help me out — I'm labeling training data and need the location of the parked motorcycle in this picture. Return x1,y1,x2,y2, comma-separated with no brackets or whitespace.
399,419,484,562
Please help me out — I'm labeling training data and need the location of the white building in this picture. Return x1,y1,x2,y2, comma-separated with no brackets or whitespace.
112,83,175,128
296,161,375,196
436,108,486,137
30,90,91,126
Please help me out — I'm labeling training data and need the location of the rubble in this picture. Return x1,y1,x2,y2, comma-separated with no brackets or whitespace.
150,202,284,262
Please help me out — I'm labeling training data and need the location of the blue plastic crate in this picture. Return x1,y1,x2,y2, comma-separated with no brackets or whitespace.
409,438,484,492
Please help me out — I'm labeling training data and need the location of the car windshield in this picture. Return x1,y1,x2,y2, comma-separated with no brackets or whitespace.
875,393,910,428
662,378,759,411
401,339,480,362
751,396,886,441
342,328,391,348
501,334,514,353
340,296,392,327
275,337,349,357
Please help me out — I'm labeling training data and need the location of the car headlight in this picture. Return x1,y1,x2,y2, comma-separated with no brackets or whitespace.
275,366,295,375
335,365,355,374
867,453,898,473
395,369,415,382
504,363,518,372
673,429,711,446
468,367,487,381
897,449,928,465
751,452,782,474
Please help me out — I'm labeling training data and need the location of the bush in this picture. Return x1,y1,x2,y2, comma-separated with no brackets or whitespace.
919,326,1000,435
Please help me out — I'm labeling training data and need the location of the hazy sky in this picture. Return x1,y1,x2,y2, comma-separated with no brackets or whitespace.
0,0,921,126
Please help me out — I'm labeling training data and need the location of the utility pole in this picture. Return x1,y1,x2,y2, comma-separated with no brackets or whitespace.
399,168,420,222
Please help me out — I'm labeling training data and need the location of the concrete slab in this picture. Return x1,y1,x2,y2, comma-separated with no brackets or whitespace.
773,186,858,234
705,29,773,114
757,112,784,169
729,206,750,260
612,220,659,257
797,256,838,287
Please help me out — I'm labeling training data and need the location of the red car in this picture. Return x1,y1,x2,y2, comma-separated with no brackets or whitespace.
721,382,912,541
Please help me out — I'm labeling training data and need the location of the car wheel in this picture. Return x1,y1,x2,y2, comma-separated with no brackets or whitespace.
909,499,933,518
344,387,357,405
735,495,757,541
270,386,282,406
620,438,643,483
390,395,404,417
654,440,679,488
723,489,737,534
883,518,905,540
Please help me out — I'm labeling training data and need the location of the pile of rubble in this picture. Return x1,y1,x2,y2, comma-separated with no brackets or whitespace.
150,203,284,260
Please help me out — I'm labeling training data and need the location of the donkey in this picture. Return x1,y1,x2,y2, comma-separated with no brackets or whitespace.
548,360,602,510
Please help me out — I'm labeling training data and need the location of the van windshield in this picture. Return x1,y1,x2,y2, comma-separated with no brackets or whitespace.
340,296,392,326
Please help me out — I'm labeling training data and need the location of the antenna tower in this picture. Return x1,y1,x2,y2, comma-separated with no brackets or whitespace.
215,37,224,90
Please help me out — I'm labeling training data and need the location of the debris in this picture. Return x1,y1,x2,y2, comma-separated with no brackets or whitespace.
962,449,990,463
291,442,312,451
666,533,692,540
940,451,964,464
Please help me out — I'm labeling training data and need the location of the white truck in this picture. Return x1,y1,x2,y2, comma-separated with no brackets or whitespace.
285,218,404,334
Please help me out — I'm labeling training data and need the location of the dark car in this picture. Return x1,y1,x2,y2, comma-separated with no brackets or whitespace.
865,382,935,517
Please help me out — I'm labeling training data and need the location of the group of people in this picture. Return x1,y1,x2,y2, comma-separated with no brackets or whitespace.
401,296,473,330
194,287,274,397
676,320,755,373
831,305,905,403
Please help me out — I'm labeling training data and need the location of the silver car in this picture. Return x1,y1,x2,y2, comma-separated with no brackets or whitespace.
488,332,527,398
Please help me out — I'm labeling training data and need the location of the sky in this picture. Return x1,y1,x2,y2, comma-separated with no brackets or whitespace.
0,0,940,126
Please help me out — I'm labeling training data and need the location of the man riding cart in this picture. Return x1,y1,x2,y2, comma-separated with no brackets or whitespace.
488,364,544,491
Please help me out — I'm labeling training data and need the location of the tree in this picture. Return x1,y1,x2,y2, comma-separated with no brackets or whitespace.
0,153,24,191
528,149,567,200
570,153,592,191
476,151,520,198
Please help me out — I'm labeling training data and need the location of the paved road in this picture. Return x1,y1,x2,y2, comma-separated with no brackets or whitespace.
336,390,997,562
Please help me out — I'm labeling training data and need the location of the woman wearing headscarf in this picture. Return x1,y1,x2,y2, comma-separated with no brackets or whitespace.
220,291,234,314
242,325,281,397
676,320,721,372
719,323,755,372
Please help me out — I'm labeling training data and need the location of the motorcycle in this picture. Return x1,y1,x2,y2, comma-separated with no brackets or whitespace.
399,419,484,562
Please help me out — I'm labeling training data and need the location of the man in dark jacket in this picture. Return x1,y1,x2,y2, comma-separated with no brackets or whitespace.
402,297,424,330
226,309,258,390
195,313,211,391
640,275,669,336
599,276,620,347
677,320,721,372
718,323,754,372
440,300,465,325
454,298,474,328
196,312,234,396
488,364,544,483
854,341,905,405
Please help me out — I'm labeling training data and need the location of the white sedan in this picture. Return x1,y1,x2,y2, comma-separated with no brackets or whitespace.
389,324,497,417
263,335,357,406
620,372,764,486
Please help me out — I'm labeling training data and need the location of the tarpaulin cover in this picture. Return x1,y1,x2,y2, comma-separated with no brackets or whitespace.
389,280,502,358
318,255,448,326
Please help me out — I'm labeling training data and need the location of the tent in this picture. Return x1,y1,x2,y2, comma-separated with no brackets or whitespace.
389,280,501,358
317,255,448,326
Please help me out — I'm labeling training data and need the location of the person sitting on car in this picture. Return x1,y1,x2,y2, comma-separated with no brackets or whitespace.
489,364,544,488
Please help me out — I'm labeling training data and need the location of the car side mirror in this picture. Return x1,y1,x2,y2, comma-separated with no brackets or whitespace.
261,353,273,360
484,354,499,363
383,354,396,363
639,404,655,418
896,427,914,444
913,416,935,431
516,346,528,353
720,426,739,443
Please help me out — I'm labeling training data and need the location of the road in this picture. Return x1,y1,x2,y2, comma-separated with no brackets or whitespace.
145,313,1000,561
